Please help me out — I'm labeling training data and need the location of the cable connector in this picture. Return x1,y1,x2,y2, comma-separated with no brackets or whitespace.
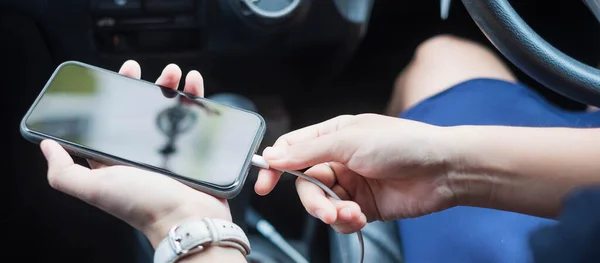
251,154,270,169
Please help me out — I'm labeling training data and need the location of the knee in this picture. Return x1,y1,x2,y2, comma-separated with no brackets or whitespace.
413,34,493,64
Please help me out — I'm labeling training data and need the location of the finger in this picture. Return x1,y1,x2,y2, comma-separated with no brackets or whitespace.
87,160,108,169
255,117,349,195
119,60,142,79
255,116,353,195
331,184,352,201
255,168,280,196
155,64,182,90
254,139,289,196
274,115,353,147
183,70,204,97
296,176,337,224
264,131,356,171
330,200,367,234
40,140,103,202
305,163,338,188
331,217,366,234
333,199,364,222
315,166,366,234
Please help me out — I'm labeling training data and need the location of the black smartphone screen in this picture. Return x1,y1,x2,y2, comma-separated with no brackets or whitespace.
23,62,264,189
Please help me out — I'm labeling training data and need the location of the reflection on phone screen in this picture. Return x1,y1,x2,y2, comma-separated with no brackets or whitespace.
25,63,263,188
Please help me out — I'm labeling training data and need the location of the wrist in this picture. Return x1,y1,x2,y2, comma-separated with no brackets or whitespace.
142,203,233,248
441,126,498,207
442,125,567,217
151,217,250,263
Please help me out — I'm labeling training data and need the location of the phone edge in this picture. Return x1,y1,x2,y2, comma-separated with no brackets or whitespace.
20,60,268,199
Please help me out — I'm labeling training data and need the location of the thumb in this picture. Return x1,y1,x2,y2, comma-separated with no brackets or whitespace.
41,140,75,173
40,140,98,198
263,132,355,170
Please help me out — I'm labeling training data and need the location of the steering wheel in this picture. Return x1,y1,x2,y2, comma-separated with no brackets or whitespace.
461,0,600,107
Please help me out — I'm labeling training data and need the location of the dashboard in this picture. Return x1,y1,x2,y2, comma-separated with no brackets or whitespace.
1,0,374,94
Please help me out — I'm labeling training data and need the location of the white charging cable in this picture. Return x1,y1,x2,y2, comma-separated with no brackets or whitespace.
251,154,365,263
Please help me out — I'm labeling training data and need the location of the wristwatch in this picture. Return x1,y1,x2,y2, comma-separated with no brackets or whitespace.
153,218,251,263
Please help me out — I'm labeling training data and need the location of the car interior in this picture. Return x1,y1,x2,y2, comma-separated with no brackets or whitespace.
2,0,599,262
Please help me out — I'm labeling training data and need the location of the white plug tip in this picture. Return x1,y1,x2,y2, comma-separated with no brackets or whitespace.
251,154,270,169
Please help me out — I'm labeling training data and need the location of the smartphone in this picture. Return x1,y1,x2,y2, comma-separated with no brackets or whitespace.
20,61,266,199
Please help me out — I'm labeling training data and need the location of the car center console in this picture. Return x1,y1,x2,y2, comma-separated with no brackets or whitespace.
90,0,311,53
90,0,203,53
8,0,373,94
88,0,361,52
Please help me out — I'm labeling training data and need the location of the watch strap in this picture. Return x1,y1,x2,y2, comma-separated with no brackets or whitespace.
153,218,251,263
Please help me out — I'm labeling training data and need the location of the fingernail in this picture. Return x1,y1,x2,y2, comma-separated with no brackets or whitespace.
315,209,327,223
263,147,285,160
340,208,352,219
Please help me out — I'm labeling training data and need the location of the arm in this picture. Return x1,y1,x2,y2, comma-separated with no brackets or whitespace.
448,126,600,218
256,114,600,232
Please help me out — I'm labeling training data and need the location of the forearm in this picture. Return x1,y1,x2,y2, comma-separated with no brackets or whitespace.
447,126,600,218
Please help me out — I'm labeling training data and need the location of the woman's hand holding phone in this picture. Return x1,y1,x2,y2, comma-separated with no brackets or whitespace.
40,61,244,262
